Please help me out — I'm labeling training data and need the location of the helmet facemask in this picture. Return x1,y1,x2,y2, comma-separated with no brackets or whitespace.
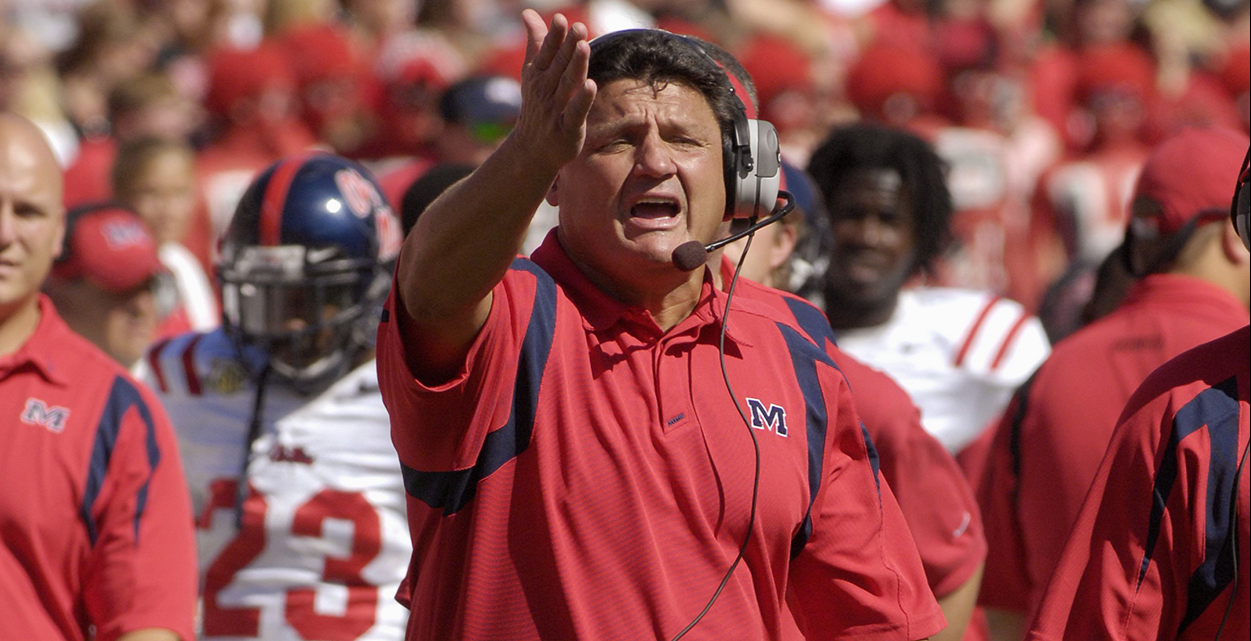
220,243,384,390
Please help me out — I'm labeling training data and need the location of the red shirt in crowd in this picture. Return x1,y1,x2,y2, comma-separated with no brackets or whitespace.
377,233,944,640
1026,325,1250,641
978,273,1249,618
0,296,197,641
723,260,988,595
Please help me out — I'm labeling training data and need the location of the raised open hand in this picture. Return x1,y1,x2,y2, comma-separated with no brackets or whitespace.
514,10,598,174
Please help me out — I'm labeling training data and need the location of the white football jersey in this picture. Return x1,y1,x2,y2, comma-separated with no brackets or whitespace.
835,287,1051,453
143,329,410,641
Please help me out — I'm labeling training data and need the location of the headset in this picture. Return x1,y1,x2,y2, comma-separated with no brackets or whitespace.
587,29,782,224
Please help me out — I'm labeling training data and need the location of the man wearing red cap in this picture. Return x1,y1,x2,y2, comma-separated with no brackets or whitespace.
44,203,183,373
977,127,1251,639
0,113,197,640
187,43,316,274
1023,149,1251,641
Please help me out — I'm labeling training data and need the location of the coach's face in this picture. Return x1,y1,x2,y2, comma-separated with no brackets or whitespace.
0,115,65,320
550,78,725,296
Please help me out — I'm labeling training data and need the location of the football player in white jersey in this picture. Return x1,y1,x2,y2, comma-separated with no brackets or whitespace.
807,123,1051,457
140,154,410,641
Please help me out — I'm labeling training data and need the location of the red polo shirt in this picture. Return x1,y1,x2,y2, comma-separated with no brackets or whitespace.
0,296,196,641
978,274,1249,617
377,233,945,640
1026,326,1250,641
721,262,988,602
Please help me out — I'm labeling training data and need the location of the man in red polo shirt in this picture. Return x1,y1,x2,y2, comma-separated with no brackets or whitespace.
977,128,1251,639
718,162,987,641
378,11,942,640
1024,147,1251,641
0,114,197,640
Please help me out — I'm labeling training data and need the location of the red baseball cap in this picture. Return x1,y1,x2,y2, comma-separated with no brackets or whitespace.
846,43,943,120
1131,127,1250,235
52,204,165,293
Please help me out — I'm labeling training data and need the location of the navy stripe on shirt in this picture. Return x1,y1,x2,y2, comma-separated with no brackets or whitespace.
80,376,162,544
1137,376,1240,634
402,258,558,516
779,298,880,492
777,322,835,559
783,296,836,349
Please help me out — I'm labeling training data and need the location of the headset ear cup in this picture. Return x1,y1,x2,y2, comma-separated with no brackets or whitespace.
727,119,781,219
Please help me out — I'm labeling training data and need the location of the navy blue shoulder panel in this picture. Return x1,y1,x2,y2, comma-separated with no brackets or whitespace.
401,258,558,516
783,296,837,352
80,376,162,544
1137,376,1240,634
775,322,836,559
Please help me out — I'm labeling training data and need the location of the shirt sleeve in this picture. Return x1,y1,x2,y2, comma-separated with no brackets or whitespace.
1026,375,1244,641
82,379,197,641
841,356,987,599
976,384,1035,613
376,260,539,472
787,367,946,640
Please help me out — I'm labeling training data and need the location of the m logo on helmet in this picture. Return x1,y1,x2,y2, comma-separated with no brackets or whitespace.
746,398,788,437
335,169,380,218
21,398,70,433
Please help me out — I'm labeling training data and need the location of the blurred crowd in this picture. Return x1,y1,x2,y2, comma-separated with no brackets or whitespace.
2,0,1248,353
2,1,1249,640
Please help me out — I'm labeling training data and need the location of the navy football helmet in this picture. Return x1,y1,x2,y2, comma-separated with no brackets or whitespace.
218,154,401,385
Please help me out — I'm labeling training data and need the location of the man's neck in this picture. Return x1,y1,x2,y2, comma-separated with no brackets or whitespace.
604,274,704,333
564,247,706,333
0,296,42,359
824,291,898,332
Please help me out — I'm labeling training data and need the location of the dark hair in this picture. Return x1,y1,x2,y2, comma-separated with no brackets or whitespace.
401,163,475,235
588,30,739,161
685,35,758,110
806,123,953,276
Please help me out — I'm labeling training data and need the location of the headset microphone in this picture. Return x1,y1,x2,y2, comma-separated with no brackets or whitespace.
672,191,796,272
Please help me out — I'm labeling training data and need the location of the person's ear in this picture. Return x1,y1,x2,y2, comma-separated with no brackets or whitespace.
51,208,66,260
545,176,560,207
770,223,798,273
1221,222,1250,264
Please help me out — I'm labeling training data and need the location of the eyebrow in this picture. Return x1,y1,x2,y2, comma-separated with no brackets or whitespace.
587,114,715,142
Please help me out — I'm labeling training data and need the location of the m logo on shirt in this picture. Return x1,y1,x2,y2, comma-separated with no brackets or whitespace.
746,398,788,437
21,398,70,433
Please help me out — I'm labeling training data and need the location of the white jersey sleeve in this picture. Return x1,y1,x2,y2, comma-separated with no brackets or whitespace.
836,288,1051,453
918,288,1051,387
146,332,411,640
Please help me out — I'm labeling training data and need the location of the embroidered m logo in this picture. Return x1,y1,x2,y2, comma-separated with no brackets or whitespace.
21,398,70,433
746,398,788,437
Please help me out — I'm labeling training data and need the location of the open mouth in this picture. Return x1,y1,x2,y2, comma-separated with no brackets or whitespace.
629,198,680,219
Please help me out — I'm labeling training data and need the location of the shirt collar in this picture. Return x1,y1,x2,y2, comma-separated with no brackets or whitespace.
0,296,74,386
1124,273,1250,319
530,229,752,345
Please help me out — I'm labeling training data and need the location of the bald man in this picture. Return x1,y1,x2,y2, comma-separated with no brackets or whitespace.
0,113,197,641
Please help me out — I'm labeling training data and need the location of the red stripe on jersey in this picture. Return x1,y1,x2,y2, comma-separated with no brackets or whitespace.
182,334,205,396
259,157,306,246
147,337,174,392
953,296,1001,367
989,312,1031,372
